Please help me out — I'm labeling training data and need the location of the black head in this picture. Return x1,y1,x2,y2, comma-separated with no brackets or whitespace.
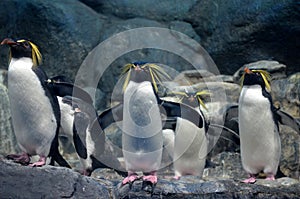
121,62,170,92
169,90,210,110
241,67,271,91
1,38,42,66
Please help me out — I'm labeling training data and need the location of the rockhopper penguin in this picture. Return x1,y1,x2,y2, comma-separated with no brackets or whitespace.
239,67,280,183
1,38,70,168
121,62,167,187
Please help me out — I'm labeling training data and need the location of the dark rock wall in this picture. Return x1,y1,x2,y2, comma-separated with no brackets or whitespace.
0,0,299,80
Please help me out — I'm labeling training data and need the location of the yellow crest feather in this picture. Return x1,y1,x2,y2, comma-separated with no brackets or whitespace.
16,39,42,66
29,41,42,66
240,68,271,91
251,69,271,91
194,90,210,110
121,62,170,93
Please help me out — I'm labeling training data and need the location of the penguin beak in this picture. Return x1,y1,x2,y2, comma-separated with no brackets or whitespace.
244,67,252,74
1,38,17,46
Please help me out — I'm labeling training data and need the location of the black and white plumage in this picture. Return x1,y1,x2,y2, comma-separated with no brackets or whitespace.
46,75,125,176
63,96,126,177
239,67,281,183
96,62,206,189
1,38,70,168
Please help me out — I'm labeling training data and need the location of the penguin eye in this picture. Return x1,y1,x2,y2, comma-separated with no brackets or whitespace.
23,42,30,48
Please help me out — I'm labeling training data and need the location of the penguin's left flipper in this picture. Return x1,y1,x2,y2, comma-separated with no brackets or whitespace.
276,109,300,134
46,79,93,105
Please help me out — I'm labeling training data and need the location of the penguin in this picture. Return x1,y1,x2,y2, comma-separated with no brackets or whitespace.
1,38,70,168
169,90,209,179
121,62,165,188
46,76,126,176
166,89,239,179
239,67,281,183
62,96,127,177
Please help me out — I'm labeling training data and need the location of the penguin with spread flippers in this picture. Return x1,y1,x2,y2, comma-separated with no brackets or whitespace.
239,67,282,183
1,38,70,168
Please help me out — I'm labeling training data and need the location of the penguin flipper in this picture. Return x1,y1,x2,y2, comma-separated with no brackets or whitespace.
97,103,124,130
160,100,204,129
276,109,300,134
46,80,93,105
73,112,89,159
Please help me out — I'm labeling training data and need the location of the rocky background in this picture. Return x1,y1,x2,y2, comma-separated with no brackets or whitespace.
0,0,299,198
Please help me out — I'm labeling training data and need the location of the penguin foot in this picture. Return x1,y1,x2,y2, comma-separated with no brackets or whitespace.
142,174,158,184
29,156,47,167
122,173,139,185
242,175,256,184
6,153,30,165
266,174,275,181
173,175,181,180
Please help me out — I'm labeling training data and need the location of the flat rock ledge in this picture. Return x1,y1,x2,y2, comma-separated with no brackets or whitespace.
0,159,299,199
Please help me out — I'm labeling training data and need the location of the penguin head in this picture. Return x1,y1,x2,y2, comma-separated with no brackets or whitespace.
1,38,42,67
241,67,271,91
121,62,170,92
169,89,210,110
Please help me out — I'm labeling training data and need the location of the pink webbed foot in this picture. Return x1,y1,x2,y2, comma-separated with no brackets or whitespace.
29,156,47,167
143,174,158,184
7,153,30,165
242,174,256,184
173,176,181,180
122,172,139,185
266,174,275,181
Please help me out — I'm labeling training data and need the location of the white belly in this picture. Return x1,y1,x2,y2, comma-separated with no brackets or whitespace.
8,58,57,156
122,81,163,172
239,85,281,175
173,117,207,177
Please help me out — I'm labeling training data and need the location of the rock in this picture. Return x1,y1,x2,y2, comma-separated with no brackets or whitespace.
1,153,300,198
233,60,287,82
272,72,300,117
279,125,300,179
79,0,198,21
0,159,110,198
187,0,299,74
0,0,105,79
0,82,18,155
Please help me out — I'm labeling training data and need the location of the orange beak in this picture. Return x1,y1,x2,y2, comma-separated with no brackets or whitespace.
244,67,252,74
1,38,16,46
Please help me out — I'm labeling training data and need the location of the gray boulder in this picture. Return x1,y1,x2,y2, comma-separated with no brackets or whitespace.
0,159,110,198
272,72,300,117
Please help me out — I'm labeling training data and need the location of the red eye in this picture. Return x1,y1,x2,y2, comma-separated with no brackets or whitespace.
23,42,30,48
